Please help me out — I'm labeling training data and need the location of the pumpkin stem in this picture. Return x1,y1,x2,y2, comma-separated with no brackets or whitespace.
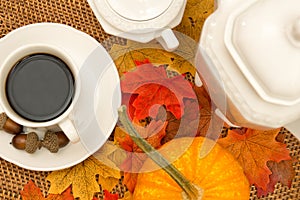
118,105,203,200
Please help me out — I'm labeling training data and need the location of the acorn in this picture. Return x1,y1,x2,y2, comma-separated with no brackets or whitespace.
0,112,23,134
11,132,41,153
42,131,69,153
56,131,70,148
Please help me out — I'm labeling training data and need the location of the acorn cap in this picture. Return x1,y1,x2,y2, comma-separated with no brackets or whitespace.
0,113,8,130
42,131,59,153
25,132,41,154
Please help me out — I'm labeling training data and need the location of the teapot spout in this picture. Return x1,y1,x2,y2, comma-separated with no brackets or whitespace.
285,118,300,140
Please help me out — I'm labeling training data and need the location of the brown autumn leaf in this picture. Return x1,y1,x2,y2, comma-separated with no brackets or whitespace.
193,85,220,137
257,159,296,197
157,85,216,144
47,142,121,200
21,180,74,200
175,0,215,41
218,128,292,191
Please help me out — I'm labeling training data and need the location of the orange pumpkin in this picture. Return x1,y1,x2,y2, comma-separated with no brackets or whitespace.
133,137,250,200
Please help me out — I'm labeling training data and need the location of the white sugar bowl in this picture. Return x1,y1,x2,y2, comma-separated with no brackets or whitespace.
87,0,186,51
196,0,300,139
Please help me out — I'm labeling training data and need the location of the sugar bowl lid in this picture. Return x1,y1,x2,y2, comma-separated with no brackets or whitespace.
224,0,300,106
92,0,185,32
106,0,174,21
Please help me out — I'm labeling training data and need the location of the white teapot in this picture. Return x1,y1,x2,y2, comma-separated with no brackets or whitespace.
196,0,300,139
87,0,186,51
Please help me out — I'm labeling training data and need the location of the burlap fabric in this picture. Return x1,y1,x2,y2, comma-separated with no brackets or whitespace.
0,1,299,199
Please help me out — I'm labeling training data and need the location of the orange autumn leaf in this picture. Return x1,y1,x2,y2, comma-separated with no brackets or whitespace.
121,155,146,193
114,120,167,192
115,120,168,153
21,181,44,200
218,128,291,191
21,180,74,200
47,189,74,200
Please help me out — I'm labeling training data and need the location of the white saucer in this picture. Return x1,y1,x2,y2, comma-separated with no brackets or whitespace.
0,23,121,171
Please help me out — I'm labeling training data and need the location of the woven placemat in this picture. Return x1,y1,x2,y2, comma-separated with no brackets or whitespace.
0,1,299,200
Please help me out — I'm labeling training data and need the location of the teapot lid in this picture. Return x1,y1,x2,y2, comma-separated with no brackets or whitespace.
106,0,174,21
225,0,300,106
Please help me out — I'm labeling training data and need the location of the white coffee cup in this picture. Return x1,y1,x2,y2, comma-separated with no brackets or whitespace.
0,44,80,143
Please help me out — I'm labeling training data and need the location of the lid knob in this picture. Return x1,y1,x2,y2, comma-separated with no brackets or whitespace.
106,0,174,21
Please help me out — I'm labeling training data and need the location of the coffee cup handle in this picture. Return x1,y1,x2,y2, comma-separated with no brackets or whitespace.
156,29,179,52
58,118,80,143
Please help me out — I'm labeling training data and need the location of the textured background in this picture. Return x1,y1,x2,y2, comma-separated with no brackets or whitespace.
0,0,299,199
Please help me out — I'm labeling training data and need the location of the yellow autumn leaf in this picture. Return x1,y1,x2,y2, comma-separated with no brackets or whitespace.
93,141,126,191
47,157,101,200
175,0,215,41
110,34,197,77
93,141,126,170
123,191,133,200
47,142,122,200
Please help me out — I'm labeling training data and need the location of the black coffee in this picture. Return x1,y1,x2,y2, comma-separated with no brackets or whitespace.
6,54,75,122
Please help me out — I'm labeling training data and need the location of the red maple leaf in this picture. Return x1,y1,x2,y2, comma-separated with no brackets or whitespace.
21,180,74,200
218,128,291,191
121,93,138,121
134,58,150,66
121,62,196,120
103,190,119,200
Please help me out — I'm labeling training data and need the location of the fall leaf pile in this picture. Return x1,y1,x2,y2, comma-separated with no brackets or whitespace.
20,56,296,200
19,0,298,199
